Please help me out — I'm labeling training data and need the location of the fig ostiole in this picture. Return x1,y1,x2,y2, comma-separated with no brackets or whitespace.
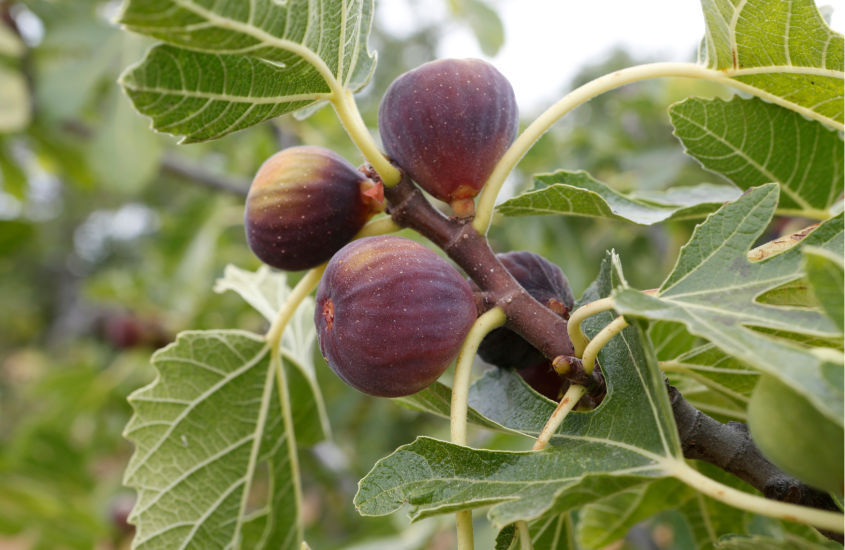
245,146,383,272
315,235,477,398
379,58,519,217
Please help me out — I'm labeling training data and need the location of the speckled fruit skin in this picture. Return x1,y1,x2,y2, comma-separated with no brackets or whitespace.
519,361,568,402
315,236,477,398
471,251,574,370
378,58,518,207
245,146,374,271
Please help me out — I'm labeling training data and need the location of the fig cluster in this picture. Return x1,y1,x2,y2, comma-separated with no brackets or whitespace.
471,251,574,371
315,236,477,397
244,146,383,271
379,58,518,217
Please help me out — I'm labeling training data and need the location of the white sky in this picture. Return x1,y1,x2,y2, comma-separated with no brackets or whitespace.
377,0,845,115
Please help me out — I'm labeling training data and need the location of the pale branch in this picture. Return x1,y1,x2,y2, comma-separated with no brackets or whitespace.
668,383,843,544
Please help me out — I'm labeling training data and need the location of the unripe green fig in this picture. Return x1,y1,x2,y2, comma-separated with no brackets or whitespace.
379,58,518,217
245,146,383,271
470,251,574,370
315,236,477,397
748,374,844,493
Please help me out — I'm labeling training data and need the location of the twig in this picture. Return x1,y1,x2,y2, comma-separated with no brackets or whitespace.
160,152,251,197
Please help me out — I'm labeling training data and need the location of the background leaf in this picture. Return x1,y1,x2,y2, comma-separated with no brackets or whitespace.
803,246,845,332
670,96,844,218
497,171,740,223
698,0,844,127
118,0,376,142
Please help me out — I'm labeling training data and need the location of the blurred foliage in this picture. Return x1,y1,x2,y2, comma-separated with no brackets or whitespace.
0,0,796,549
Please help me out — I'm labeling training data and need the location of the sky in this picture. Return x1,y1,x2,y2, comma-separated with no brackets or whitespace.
377,0,845,114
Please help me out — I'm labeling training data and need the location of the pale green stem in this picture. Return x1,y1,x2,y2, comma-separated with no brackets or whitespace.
471,61,845,234
566,297,616,358
450,307,507,550
352,216,401,239
516,520,534,550
331,89,401,186
581,316,629,375
533,384,588,451
671,461,845,532
266,266,326,345
451,307,507,445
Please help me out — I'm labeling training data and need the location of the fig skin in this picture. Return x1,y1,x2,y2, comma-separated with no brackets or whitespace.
519,361,569,402
245,146,380,271
315,236,477,398
378,58,518,214
471,251,574,370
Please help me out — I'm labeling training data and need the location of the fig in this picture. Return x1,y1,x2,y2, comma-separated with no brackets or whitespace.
519,360,569,402
471,251,574,370
378,58,518,217
315,236,477,397
245,146,383,271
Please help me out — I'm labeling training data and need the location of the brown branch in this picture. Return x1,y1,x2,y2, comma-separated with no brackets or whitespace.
371,168,606,395
669,383,843,544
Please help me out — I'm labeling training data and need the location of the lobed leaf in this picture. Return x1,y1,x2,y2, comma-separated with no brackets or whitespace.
698,0,844,128
670,96,844,218
496,513,576,550
118,0,376,142
123,330,301,550
496,171,741,223
214,264,330,446
613,184,844,425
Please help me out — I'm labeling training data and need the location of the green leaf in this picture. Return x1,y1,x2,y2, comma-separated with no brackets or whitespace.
0,67,30,133
123,330,301,550
118,0,376,142
716,535,835,550
661,343,758,404
496,514,576,550
577,478,695,548
496,171,741,224
698,0,844,128
213,264,330,446
355,253,685,529
457,0,505,57
670,96,844,218
612,184,844,426
392,381,522,437
803,246,845,332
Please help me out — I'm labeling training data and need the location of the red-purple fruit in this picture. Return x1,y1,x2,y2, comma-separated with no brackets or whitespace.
378,58,518,217
471,251,574,370
245,146,383,271
519,361,569,402
315,236,477,397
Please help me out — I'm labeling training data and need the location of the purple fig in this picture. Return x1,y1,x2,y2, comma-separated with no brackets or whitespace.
245,146,383,271
379,58,518,217
315,236,477,397
470,251,574,370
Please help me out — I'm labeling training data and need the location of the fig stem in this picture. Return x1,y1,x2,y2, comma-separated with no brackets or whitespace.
516,520,534,550
581,316,629,375
265,266,327,345
532,384,588,451
450,307,507,550
471,61,845,235
332,90,401,187
670,460,845,533
352,216,401,239
566,297,616,358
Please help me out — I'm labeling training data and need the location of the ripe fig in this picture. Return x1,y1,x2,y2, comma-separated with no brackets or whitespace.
471,251,574,370
245,146,383,271
315,236,477,397
519,360,569,402
379,58,518,217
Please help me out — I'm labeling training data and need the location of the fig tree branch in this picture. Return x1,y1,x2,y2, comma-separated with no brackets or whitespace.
160,153,251,197
669,383,844,544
